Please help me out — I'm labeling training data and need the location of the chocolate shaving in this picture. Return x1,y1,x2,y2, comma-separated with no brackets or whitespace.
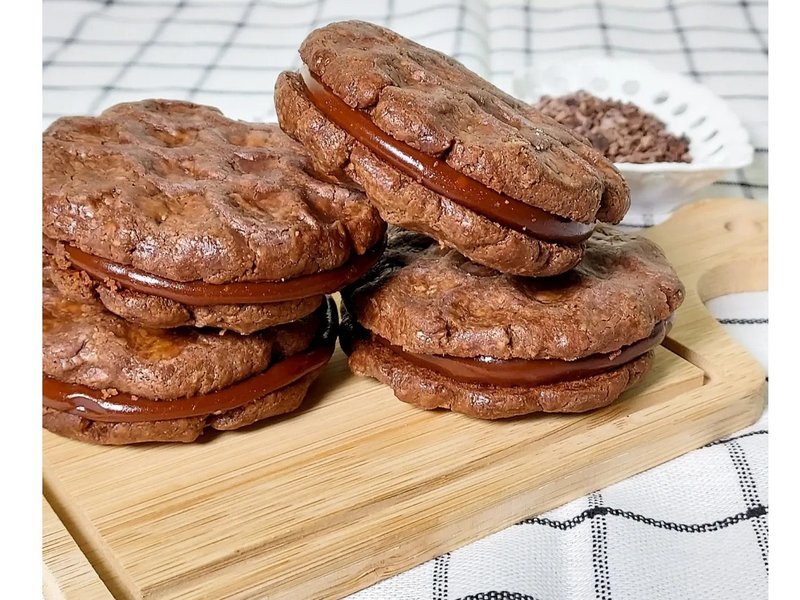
534,90,692,164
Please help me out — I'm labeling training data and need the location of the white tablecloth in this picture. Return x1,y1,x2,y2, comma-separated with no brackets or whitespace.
43,1,768,598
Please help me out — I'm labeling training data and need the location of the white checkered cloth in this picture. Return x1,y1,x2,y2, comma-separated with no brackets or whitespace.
43,1,768,598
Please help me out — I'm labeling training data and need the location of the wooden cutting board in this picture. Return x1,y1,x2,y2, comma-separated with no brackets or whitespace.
43,198,767,600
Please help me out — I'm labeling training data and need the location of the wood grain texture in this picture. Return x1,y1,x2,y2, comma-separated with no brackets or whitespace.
43,497,114,600
43,198,766,600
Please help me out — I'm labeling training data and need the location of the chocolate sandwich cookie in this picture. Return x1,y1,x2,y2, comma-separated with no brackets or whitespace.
341,228,684,419
275,21,629,277
43,99,385,334
42,266,338,444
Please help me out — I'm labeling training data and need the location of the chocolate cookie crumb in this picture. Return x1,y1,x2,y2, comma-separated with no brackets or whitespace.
534,91,691,164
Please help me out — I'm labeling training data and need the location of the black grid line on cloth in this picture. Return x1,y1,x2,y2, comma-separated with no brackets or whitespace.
515,504,768,532
726,441,769,573
86,0,189,114
386,0,394,28
452,0,479,72
741,0,768,54
432,552,451,600
668,0,699,80
289,0,327,70
718,317,768,325
589,492,611,600
717,180,768,190
456,593,541,600
737,169,756,199
187,0,258,99
43,1,115,67
523,2,531,60
595,0,612,55
456,0,467,49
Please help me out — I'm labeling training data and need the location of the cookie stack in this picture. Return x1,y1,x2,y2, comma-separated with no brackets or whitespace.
275,21,685,419
42,21,685,443
42,100,385,443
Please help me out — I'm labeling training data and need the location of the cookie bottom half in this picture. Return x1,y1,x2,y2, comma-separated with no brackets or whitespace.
347,336,652,420
42,370,321,445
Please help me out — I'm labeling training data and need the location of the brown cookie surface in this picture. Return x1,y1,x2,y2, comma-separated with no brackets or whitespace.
43,99,384,284
275,21,630,276
343,228,684,361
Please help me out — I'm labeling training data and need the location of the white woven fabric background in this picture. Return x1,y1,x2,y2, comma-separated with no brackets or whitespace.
42,1,768,598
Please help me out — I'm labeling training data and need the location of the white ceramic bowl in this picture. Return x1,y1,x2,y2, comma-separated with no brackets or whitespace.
511,57,754,223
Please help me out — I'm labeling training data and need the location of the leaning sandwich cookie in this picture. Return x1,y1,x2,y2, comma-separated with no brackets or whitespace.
42,265,338,444
43,99,385,334
276,21,629,277
340,228,684,419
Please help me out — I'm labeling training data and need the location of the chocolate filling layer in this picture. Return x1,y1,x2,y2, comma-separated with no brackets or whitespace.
378,320,669,386
42,297,338,422
299,65,595,245
50,238,384,306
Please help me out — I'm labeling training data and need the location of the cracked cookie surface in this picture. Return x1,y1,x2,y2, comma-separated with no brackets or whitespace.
342,228,684,361
43,99,384,284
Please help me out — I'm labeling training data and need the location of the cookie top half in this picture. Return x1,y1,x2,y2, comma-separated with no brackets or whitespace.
43,99,385,284
343,228,684,361
296,21,628,225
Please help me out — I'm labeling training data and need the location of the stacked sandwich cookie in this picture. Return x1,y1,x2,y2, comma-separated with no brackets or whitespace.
338,228,683,418
276,21,685,418
275,21,629,277
42,100,385,443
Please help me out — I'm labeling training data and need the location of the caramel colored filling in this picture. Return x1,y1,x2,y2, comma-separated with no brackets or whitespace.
299,65,594,245
379,320,669,386
42,298,337,422
52,239,384,306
